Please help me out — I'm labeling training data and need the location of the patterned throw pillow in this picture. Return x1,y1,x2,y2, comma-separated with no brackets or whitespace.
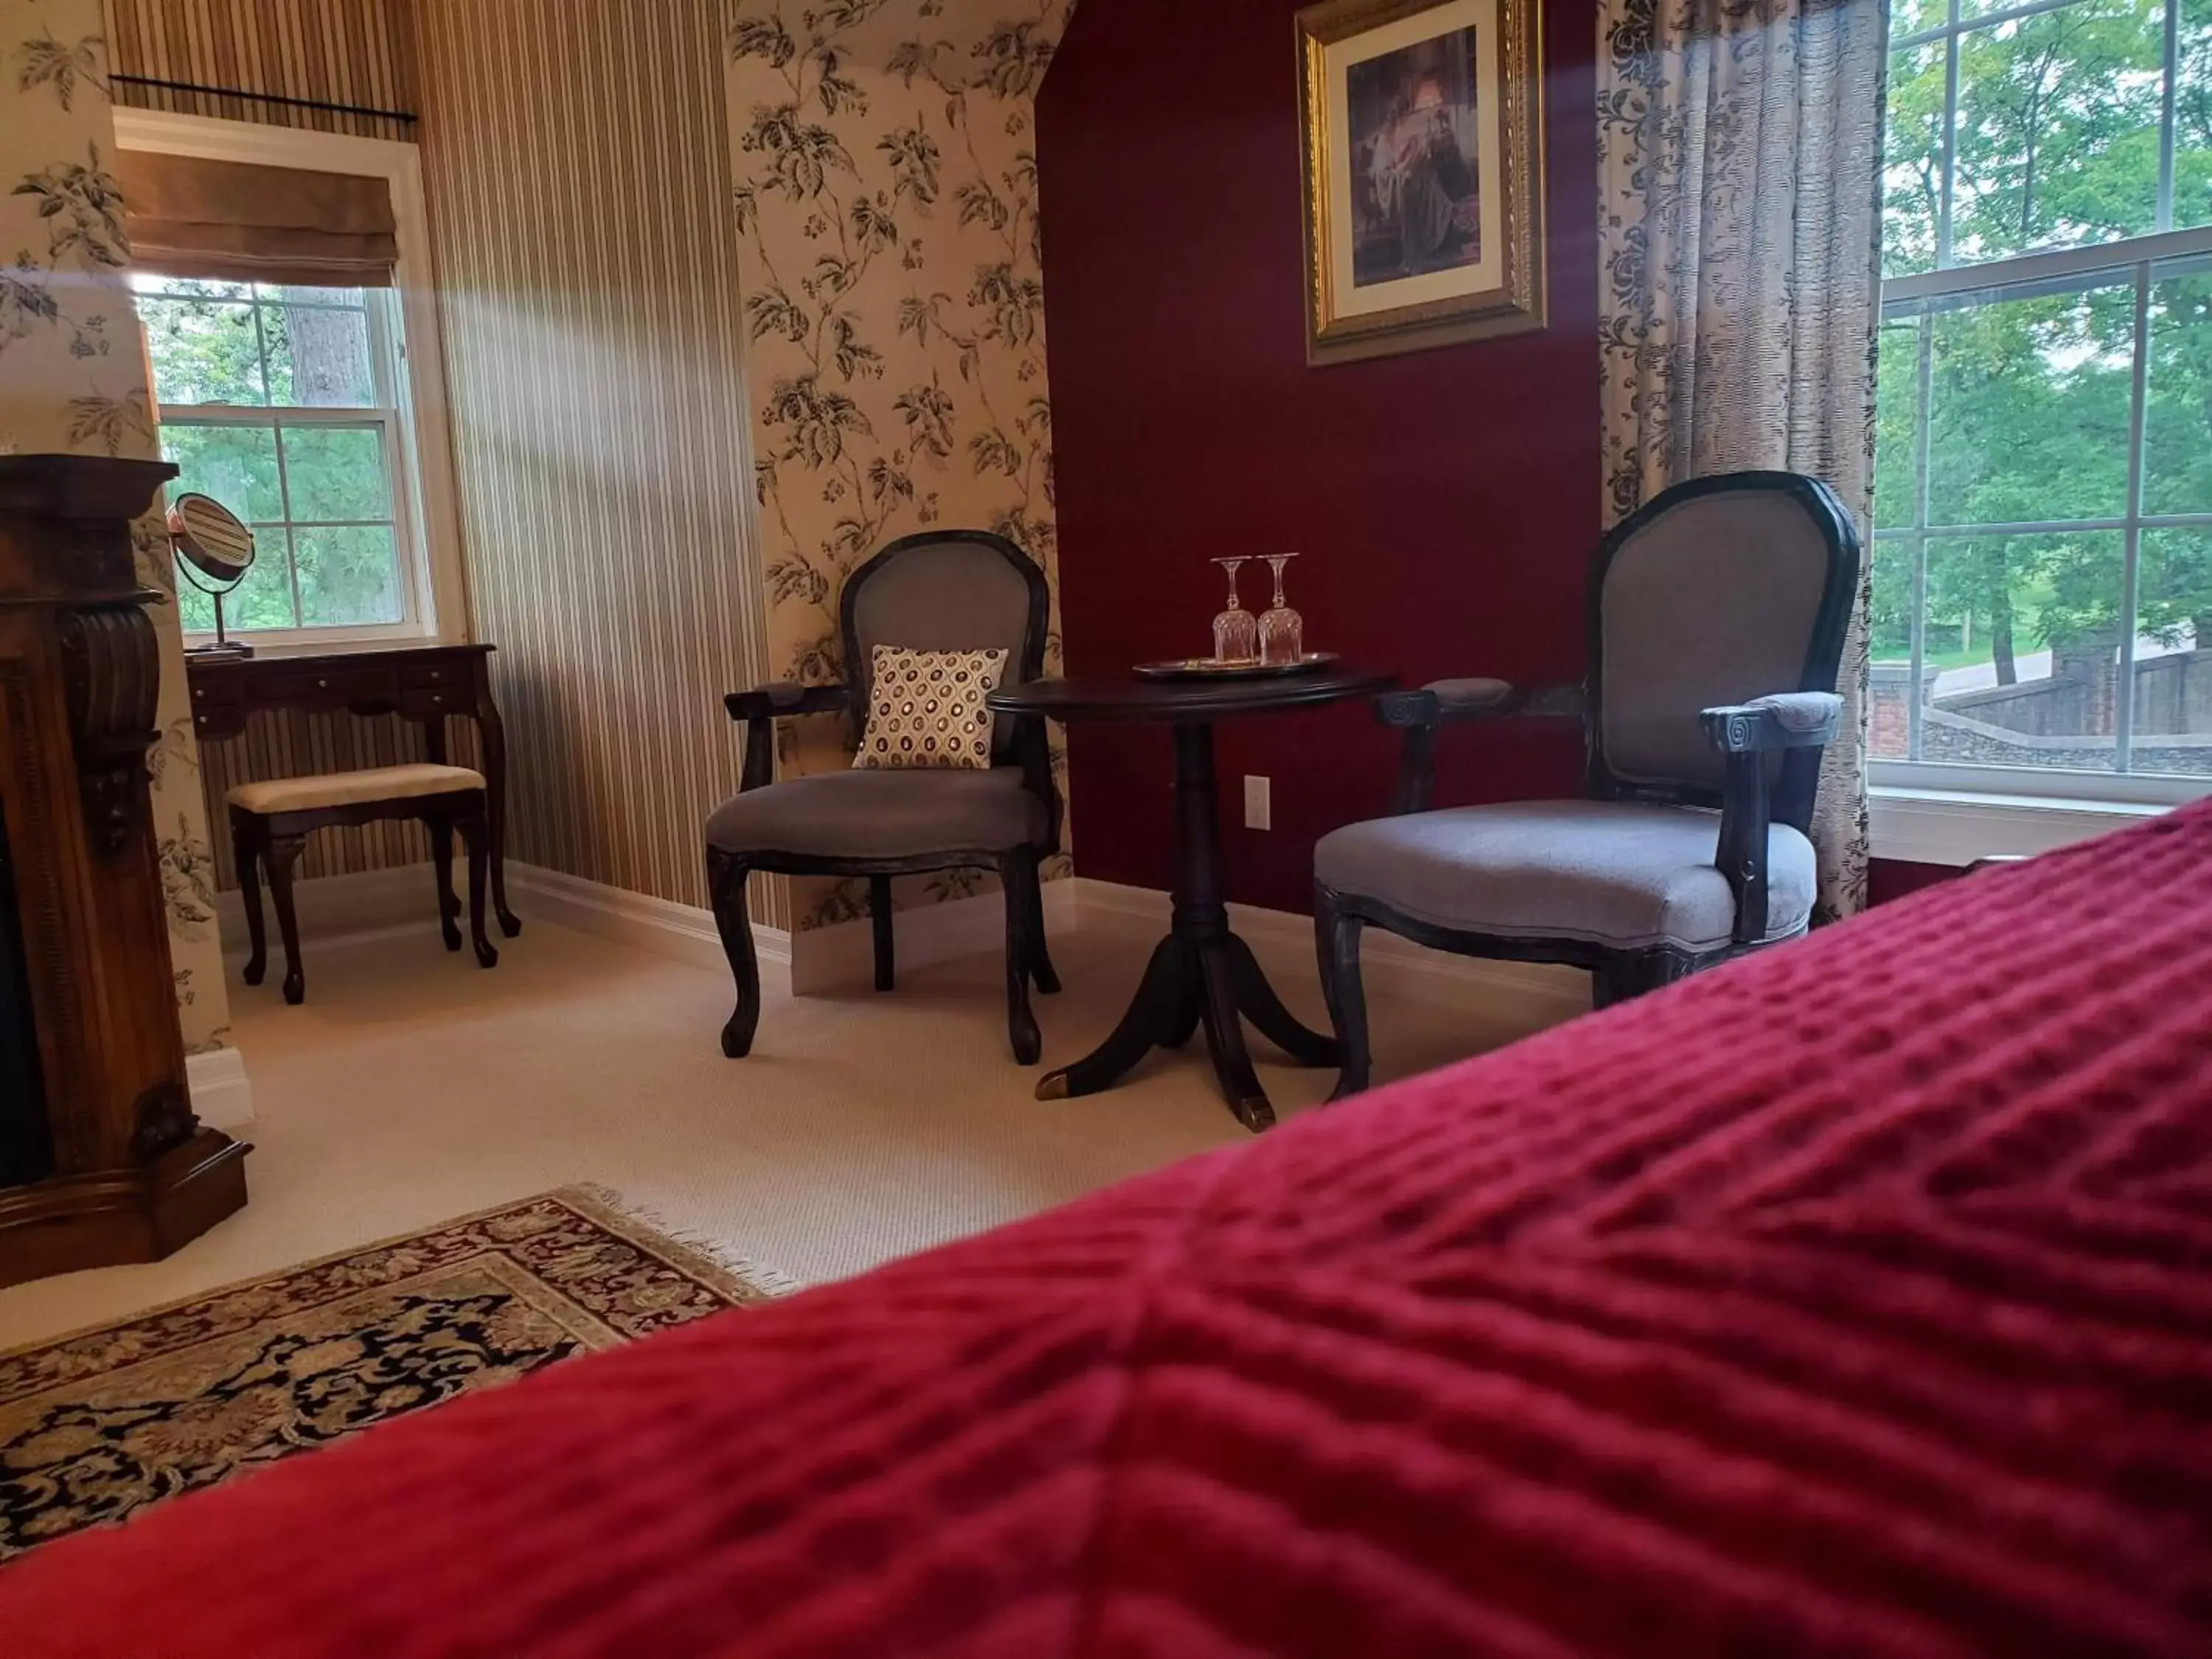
853,645,1009,771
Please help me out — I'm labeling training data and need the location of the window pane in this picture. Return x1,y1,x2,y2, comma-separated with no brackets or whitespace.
280,425,392,522
205,530,300,633
260,293,375,408
159,422,285,524
175,568,218,633
2130,532,2212,776
1884,38,1948,277
1917,530,2126,772
2140,526,2212,642
254,282,364,307
2178,0,2212,233
1893,0,1949,33
1874,319,1924,529
1870,537,1923,761
2115,533,2203,779
130,273,251,302
293,524,403,627
1951,0,2166,264
1925,276,2136,526
2143,262,2212,515
137,295,265,407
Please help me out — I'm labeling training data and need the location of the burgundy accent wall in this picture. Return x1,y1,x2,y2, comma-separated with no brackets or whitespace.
1037,0,1601,914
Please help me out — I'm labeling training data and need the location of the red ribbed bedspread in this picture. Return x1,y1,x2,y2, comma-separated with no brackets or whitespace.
7,806,2211,1657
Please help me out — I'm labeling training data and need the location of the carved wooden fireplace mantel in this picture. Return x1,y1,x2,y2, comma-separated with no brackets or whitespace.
0,454,248,1289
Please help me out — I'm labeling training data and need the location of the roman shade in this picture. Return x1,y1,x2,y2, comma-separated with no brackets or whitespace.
118,151,397,288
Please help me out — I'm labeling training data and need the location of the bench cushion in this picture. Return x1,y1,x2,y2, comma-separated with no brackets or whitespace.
227,764,485,816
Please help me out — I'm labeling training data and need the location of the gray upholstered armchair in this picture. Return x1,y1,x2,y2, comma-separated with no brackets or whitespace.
1314,470,1861,1098
706,530,1062,1065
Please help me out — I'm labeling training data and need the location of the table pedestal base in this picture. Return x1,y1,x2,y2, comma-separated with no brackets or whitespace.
1037,932,1339,1131
1036,723,1339,1131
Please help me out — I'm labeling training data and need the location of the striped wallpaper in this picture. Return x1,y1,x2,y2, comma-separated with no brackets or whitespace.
107,0,435,891
104,0,417,140
113,0,775,919
413,0,775,921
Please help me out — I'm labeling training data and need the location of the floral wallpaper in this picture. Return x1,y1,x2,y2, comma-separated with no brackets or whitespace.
723,0,1073,931
1,0,231,1054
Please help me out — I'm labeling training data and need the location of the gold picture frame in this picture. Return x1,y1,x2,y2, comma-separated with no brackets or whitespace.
1296,0,1546,366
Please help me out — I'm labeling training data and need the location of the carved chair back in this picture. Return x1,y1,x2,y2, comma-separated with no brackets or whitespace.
841,530,1048,763
838,529,1059,844
1586,470,1860,834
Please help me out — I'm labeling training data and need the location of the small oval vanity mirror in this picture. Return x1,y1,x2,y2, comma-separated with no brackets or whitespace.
167,492,257,661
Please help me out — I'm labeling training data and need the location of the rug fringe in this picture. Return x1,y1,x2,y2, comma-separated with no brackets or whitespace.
562,1183,806,1298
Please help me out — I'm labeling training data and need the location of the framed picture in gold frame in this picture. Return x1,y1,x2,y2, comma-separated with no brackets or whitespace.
1296,0,1546,365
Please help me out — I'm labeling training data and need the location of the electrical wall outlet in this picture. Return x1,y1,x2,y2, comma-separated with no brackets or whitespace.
1244,774,1271,831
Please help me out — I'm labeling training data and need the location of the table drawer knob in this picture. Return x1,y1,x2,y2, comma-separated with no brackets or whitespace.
317,678,329,689
431,695,442,706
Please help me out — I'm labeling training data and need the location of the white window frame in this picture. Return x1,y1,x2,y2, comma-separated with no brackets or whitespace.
115,108,470,656
1871,0,2212,861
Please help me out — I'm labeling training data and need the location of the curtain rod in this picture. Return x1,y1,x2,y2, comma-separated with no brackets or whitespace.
111,74,418,126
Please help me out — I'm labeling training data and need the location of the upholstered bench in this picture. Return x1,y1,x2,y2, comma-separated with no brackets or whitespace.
226,763,498,1006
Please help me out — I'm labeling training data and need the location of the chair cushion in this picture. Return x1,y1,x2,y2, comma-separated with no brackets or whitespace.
227,764,485,816
705,766,1048,860
1314,799,1815,952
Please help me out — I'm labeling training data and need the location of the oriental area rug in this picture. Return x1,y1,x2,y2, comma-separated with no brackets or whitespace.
0,1187,779,1559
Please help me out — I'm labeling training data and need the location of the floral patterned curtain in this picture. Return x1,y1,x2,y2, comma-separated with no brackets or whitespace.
1597,0,1888,920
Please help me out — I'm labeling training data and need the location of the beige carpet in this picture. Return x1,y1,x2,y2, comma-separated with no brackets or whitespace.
0,906,1527,1349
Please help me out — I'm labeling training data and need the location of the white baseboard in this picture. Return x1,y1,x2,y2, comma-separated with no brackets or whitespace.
790,878,1080,994
215,863,440,958
511,863,1080,997
506,862,791,992
186,1046,254,1130
213,860,799,996
1069,878,1590,1034
216,860,1587,1034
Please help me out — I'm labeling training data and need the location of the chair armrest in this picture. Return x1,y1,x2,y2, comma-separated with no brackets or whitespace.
1700,692,1842,946
1700,692,1843,753
723,683,850,793
1377,677,1517,729
1377,679,1583,815
724,683,850,723
1518,683,1588,720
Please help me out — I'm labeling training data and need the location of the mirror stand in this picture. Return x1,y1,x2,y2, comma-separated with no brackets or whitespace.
184,586,253,661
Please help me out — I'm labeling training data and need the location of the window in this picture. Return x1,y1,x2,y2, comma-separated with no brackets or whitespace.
116,108,465,656
140,275,420,643
1874,0,2212,796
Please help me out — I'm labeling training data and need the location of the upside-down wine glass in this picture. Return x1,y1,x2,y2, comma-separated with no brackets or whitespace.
1212,557,1258,663
1258,552,1304,667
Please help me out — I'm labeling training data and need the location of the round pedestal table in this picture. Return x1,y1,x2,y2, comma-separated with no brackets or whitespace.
987,667,1396,1130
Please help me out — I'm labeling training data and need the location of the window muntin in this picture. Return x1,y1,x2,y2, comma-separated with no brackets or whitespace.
1874,0,2212,789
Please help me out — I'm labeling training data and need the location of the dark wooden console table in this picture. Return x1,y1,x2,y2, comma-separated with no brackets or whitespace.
988,666,1394,1132
186,643,521,938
